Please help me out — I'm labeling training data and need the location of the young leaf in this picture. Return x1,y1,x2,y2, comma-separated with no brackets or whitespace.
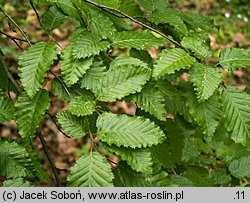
0,140,46,179
181,36,212,60
229,155,250,178
96,112,165,148
111,30,166,50
72,32,110,59
60,45,93,87
219,48,250,71
42,6,67,31
190,63,223,102
0,96,15,123
18,42,57,98
67,152,114,186
186,92,222,140
3,178,35,187
153,48,195,79
15,90,50,138
96,58,151,101
57,111,89,138
80,59,107,92
69,90,96,116
113,162,171,187
221,86,250,146
103,143,153,174
131,84,166,121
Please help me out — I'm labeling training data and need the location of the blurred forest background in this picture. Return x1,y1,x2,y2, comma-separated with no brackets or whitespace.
0,0,250,186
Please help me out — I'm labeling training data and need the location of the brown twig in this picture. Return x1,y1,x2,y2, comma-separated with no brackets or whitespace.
82,0,183,48
0,7,32,46
37,130,60,186
0,29,35,44
46,112,71,138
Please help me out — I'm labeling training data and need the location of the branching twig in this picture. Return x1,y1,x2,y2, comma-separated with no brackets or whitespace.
0,29,35,44
0,7,32,46
82,0,183,48
37,130,60,187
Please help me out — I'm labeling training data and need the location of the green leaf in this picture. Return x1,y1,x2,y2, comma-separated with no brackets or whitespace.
229,155,250,178
111,30,166,50
186,92,222,140
104,143,153,174
0,96,15,123
131,84,166,121
0,140,46,179
119,0,142,16
149,9,188,36
97,112,165,148
209,168,231,185
69,90,96,116
136,0,169,11
153,48,195,79
96,58,151,101
52,0,81,21
79,59,107,92
92,0,121,8
72,32,110,59
151,121,184,168
219,48,250,71
83,6,116,39
67,152,114,186
60,45,93,87
180,12,213,32
190,63,223,102
3,178,35,187
42,6,67,31
181,36,212,60
114,162,170,187
15,90,50,138
18,42,57,98
57,111,89,138
221,86,250,146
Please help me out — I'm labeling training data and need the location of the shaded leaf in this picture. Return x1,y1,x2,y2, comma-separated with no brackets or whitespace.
0,96,15,123
15,90,50,138
3,178,34,187
229,155,250,178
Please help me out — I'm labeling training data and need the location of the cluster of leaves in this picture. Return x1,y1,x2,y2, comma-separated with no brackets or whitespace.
1,0,250,187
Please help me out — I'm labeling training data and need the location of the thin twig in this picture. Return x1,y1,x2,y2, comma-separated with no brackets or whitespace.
37,131,60,186
29,0,62,49
0,7,32,46
0,29,35,44
49,69,72,98
46,112,71,138
82,0,183,48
